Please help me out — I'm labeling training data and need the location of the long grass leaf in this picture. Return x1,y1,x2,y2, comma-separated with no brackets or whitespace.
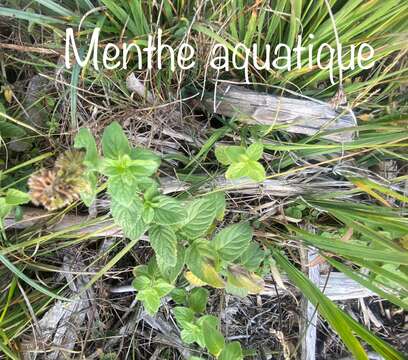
328,258,408,310
273,251,404,360
273,251,369,360
34,0,76,17
0,6,66,25
0,254,68,301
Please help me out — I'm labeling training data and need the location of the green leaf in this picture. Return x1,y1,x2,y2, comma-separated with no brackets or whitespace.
146,257,160,277
14,205,23,221
196,315,218,348
152,279,174,297
74,128,99,169
142,205,155,224
102,121,130,159
132,275,151,291
219,342,243,360
130,147,161,166
246,143,263,161
226,161,266,182
181,327,202,345
0,198,12,220
239,243,265,271
225,162,244,179
101,157,132,177
136,288,161,315
103,156,157,178
153,196,186,225
181,329,196,344
134,262,156,279
206,192,226,221
157,244,186,283
143,183,160,201
134,177,158,192
0,120,26,138
5,189,30,206
285,205,303,220
110,198,145,240
290,225,408,265
0,7,67,25
225,280,248,298
174,306,195,328
186,239,224,288
80,172,97,207
215,145,246,165
170,288,188,304
197,314,219,328
179,198,217,240
188,288,209,313
149,225,178,267
29,0,75,17
128,159,159,177
212,222,252,262
201,316,225,356
107,175,138,206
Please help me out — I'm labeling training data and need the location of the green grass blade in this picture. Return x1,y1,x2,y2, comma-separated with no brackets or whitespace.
273,251,404,360
0,254,69,301
34,0,76,17
0,6,66,25
328,258,408,310
273,251,369,360
288,226,408,265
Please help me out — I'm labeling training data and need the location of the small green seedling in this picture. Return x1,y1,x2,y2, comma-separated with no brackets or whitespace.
215,143,265,182
172,288,243,359
132,259,174,315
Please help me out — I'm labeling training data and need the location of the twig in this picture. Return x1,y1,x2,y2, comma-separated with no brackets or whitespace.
0,43,61,55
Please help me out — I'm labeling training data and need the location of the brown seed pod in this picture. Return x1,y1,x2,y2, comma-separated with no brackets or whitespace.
28,150,90,211
55,150,86,176
28,169,71,210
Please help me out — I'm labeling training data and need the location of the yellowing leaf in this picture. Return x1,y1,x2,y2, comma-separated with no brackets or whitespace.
351,178,391,208
201,262,224,288
185,271,207,287
3,86,13,104
228,265,264,294
186,239,224,288
400,235,408,250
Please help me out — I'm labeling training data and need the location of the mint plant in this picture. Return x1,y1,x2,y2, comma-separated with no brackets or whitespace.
184,222,266,297
215,143,265,181
74,122,162,239
74,123,267,323
172,288,244,359
132,259,174,315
